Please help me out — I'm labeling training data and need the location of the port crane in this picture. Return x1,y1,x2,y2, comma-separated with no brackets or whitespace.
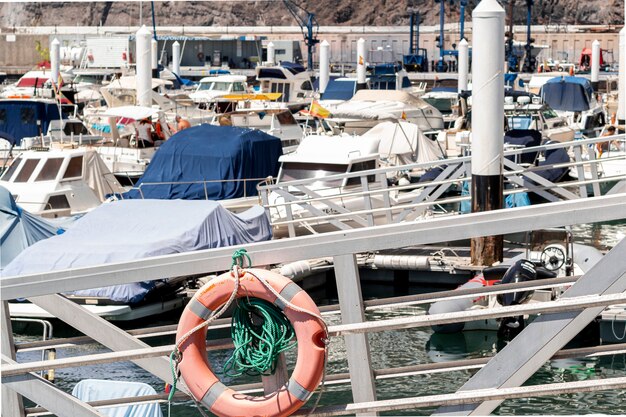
434,0,469,72
283,0,319,71
505,0,537,73
403,7,429,72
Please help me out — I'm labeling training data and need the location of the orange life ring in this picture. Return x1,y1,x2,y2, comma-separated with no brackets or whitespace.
176,268,327,417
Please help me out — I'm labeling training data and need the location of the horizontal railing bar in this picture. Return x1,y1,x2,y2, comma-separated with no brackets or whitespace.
5,292,625,377
328,291,626,336
14,276,579,352
3,195,624,300
23,343,626,417
295,376,626,416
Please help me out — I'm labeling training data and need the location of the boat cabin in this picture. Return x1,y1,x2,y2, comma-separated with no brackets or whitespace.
255,62,314,105
189,75,248,103
0,148,123,217
504,95,574,142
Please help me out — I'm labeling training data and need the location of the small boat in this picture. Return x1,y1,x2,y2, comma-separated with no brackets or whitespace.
503,93,575,142
3,198,273,321
189,74,249,105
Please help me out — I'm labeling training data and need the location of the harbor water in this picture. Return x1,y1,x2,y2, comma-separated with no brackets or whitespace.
14,221,626,416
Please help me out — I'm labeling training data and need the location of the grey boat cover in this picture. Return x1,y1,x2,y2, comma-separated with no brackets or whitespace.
3,199,272,303
0,185,62,270
72,379,162,417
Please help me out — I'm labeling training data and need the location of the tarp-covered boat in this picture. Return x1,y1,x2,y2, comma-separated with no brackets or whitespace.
3,199,272,307
123,124,283,200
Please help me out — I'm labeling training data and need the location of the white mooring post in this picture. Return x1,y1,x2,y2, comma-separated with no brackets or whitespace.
590,40,600,91
357,38,367,90
458,38,469,93
319,40,330,94
136,25,153,108
618,27,626,124
172,41,181,77
50,38,60,88
469,0,505,266
267,41,275,65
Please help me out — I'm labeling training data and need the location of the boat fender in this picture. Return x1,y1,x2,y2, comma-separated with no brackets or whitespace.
428,275,487,333
280,260,312,280
175,268,327,417
372,254,430,271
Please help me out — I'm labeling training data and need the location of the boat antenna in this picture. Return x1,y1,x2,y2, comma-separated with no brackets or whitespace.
151,1,157,40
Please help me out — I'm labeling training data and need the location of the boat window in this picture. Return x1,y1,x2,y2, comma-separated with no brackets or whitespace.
212,82,231,92
14,158,40,182
196,82,213,92
346,160,377,185
280,162,348,187
276,111,297,125
63,156,83,179
0,109,6,125
0,156,22,181
35,158,64,181
74,74,102,84
63,122,90,135
271,83,289,102
21,108,36,125
232,82,246,92
507,116,533,130
300,81,313,91
45,194,70,210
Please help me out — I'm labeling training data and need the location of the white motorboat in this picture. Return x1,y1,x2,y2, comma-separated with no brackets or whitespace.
188,74,248,104
503,95,575,142
0,146,124,217
324,89,445,135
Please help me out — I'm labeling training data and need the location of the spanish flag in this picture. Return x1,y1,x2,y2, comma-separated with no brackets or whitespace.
309,100,330,118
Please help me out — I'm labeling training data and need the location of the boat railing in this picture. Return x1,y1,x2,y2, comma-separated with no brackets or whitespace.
258,134,626,237
2,194,626,416
121,177,276,200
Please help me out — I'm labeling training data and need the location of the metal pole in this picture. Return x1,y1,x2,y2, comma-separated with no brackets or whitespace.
267,41,275,65
470,0,505,266
458,38,469,93
460,0,467,40
591,40,600,91
356,38,367,90
522,0,534,72
135,25,152,108
319,40,330,94
172,41,180,76
438,0,445,71
617,27,626,125
307,13,315,71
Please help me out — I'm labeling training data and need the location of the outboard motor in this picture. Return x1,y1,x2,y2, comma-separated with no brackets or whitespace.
497,259,537,339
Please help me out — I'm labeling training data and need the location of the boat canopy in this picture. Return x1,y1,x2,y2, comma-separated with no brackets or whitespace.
0,100,63,146
540,76,593,112
2,199,272,303
0,185,62,270
364,121,444,164
123,124,282,200
321,78,358,101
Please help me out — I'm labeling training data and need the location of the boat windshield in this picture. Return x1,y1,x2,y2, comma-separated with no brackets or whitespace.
507,115,534,130
279,162,348,187
196,82,214,92
74,75,103,84
0,156,22,181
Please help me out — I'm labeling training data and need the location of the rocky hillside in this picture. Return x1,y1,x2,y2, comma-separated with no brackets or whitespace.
1,0,624,29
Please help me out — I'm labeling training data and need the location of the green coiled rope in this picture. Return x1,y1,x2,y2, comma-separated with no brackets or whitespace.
222,297,297,377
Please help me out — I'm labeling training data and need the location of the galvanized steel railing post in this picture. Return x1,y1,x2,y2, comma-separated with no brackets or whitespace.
333,254,378,417
1,301,25,417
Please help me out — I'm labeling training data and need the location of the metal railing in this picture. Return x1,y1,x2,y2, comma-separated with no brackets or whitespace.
258,135,626,237
121,177,275,200
1,193,625,417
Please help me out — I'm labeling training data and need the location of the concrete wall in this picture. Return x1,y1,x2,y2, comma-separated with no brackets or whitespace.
0,34,50,73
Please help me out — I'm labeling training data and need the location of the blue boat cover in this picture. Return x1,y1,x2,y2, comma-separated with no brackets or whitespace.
72,379,162,417
0,185,62,270
123,124,282,200
321,79,357,101
2,199,272,303
540,76,594,112
504,129,542,165
0,100,64,146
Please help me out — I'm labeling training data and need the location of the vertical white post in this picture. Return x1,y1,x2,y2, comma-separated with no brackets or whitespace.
151,38,158,72
618,28,626,124
2,302,25,416
357,38,367,89
267,41,275,65
458,38,469,93
319,40,330,94
590,40,600,86
172,41,181,76
470,0,505,266
50,38,60,86
136,25,152,108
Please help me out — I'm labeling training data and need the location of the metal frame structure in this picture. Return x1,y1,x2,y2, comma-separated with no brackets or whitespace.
259,135,626,237
2,190,626,416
